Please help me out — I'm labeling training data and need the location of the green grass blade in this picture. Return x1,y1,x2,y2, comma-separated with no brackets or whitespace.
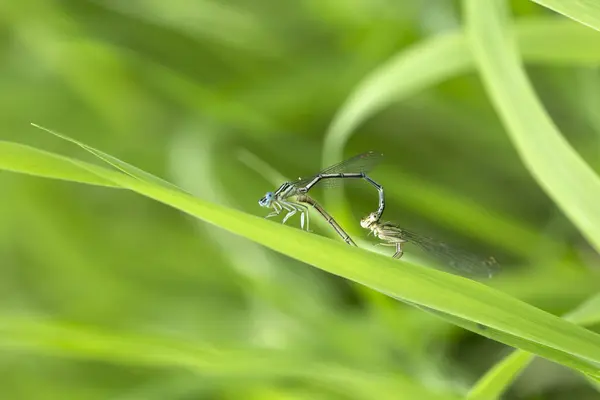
0,141,117,188
467,293,600,399
532,0,600,32
403,300,600,378
466,351,533,400
464,0,600,253
1,139,600,377
30,123,186,193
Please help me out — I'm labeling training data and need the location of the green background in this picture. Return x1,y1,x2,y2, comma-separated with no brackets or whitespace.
1,0,600,399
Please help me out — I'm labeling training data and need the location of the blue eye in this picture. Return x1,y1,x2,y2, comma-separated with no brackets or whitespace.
259,192,274,207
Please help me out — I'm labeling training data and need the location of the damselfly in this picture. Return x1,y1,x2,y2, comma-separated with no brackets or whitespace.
259,151,385,238
360,212,499,278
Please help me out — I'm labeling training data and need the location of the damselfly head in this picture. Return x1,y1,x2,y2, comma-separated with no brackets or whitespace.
258,192,274,207
360,212,378,229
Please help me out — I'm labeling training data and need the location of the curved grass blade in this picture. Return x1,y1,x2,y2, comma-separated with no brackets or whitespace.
464,0,600,253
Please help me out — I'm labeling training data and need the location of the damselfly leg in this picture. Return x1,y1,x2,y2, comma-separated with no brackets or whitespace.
265,201,282,219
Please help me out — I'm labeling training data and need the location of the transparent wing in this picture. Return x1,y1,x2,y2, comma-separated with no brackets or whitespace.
382,224,499,278
292,151,383,189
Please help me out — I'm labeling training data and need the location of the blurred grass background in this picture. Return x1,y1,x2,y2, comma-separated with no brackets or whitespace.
1,0,599,399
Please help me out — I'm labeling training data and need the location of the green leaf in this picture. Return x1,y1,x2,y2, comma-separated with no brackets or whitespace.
467,293,600,399
1,135,600,378
464,0,600,253
532,0,600,32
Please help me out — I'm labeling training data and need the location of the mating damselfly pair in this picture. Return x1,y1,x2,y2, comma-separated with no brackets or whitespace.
258,151,499,279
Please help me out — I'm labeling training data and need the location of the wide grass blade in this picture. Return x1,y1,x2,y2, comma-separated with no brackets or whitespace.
464,0,600,253
1,135,600,377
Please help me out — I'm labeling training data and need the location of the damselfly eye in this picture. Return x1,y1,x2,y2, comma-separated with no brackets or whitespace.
258,192,274,207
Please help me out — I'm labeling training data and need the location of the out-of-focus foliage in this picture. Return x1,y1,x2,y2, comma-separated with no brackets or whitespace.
0,0,599,399
531,0,600,32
